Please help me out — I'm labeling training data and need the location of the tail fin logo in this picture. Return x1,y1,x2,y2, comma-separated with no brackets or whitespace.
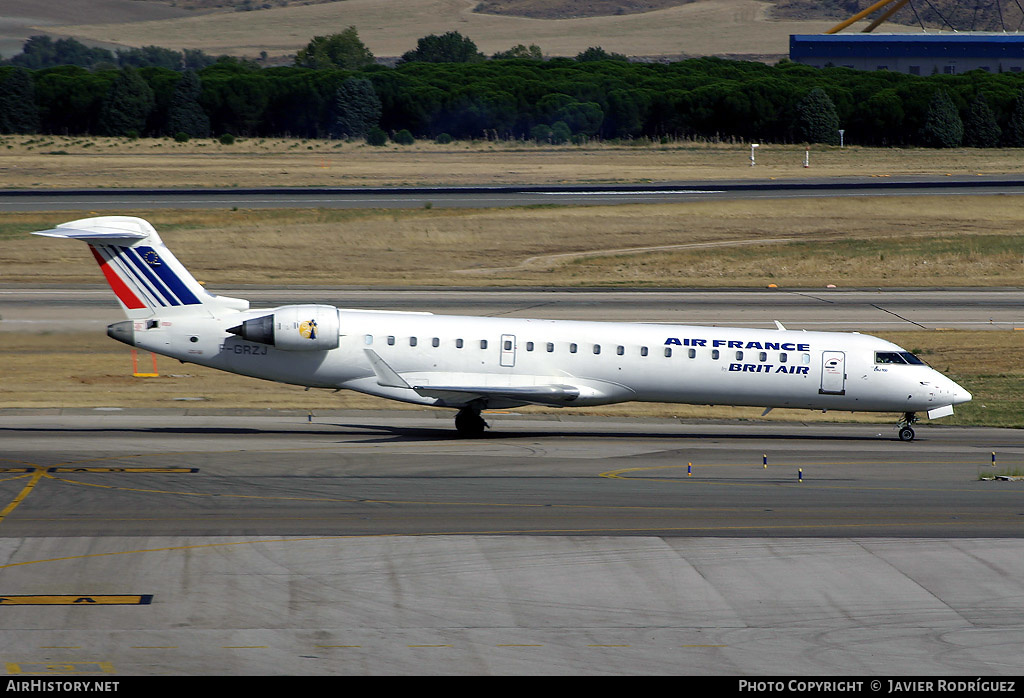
90,244,202,309
300,319,318,340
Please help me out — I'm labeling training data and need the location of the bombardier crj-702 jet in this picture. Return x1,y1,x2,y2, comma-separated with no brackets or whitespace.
36,216,971,441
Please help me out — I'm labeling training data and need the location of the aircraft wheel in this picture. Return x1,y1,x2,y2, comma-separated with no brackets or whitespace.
455,409,488,437
898,426,915,442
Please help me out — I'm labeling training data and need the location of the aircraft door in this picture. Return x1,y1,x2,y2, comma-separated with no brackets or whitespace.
500,334,516,367
819,351,846,395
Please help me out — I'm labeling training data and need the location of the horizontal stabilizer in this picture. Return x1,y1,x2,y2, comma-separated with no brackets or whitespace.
32,216,157,241
33,228,148,241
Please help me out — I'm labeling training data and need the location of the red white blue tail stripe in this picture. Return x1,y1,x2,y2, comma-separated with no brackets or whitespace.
89,243,202,310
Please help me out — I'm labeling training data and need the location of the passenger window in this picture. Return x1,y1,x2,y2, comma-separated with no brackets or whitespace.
456,338,464,348
569,343,577,354
664,347,672,357
759,352,767,362
526,342,534,351
688,348,696,359
640,346,648,357
504,340,513,351
616,346,624,356
593,344,601,355
711,350,720,360
409,337,417,347
546,342,554,353
387,336,395,346
480,340,488,349
780,352,788,363
432,337,439,347
736,351,743,361
802,353,811,364
364,335,373,345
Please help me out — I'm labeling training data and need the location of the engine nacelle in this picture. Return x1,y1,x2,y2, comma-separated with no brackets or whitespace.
227,305,340,351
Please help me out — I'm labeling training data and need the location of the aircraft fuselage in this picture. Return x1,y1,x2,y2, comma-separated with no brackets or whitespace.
118,309,969,415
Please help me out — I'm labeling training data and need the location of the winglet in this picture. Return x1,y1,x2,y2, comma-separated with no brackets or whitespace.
363,349,411,389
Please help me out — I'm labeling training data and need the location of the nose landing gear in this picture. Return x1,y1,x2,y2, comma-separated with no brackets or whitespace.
897,412,918,442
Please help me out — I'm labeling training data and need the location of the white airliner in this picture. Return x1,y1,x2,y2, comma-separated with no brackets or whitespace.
35,216,971,440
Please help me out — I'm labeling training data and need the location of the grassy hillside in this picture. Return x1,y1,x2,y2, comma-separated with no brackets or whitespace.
129,0,1024,31
472,0,692,18
41,0,834,61
21,0,1021,66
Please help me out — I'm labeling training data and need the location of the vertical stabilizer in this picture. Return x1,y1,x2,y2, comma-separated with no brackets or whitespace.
33,216,248,320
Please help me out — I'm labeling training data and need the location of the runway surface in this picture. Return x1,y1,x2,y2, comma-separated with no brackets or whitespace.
0,411,1022,675
4,176,1024,211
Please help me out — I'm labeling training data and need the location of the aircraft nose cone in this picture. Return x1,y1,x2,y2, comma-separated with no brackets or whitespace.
952,385,972,405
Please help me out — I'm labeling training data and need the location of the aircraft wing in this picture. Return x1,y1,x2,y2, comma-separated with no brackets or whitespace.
363,348,581,406
412,384,580,406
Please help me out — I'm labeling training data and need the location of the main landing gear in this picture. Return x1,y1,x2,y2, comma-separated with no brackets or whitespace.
454,404,489,437
897,411,918,442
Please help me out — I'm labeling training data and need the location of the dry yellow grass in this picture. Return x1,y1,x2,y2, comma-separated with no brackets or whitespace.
8,195,1024,287
0,331,399,411
6,136,1024,189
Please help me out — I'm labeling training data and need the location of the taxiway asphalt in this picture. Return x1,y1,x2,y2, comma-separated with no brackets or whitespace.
0,411,1021,675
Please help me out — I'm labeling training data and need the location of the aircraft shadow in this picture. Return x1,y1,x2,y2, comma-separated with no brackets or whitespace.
0,424,896,443
325,423,893,443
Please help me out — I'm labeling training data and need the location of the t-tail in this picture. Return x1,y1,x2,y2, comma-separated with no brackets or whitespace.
33,216,250,322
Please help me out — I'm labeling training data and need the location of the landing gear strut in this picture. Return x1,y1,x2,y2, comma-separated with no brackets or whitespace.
897,411,918,442
454,404,488,437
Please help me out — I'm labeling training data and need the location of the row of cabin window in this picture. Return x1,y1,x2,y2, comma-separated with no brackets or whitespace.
364,335,810,363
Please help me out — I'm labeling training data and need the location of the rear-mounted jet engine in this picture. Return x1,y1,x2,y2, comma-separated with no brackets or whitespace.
227,304,340,351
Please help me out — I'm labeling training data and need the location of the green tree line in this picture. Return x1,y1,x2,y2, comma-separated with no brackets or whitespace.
4,35,220,72
4,30,1024,147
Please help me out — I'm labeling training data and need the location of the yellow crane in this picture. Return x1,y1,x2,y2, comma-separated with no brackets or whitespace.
826,0,913,33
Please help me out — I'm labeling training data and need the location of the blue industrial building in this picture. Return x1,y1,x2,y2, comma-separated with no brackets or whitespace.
789,33,1024,74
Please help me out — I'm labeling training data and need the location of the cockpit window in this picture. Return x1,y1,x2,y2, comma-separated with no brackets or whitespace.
876,351,926,366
